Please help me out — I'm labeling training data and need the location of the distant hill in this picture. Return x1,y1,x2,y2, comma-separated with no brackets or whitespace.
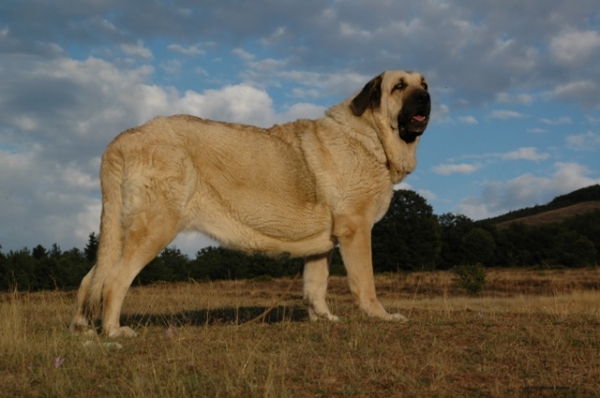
495,201,600,229
481,184,600,227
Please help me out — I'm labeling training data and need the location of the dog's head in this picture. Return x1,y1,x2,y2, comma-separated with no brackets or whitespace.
350,70,430,144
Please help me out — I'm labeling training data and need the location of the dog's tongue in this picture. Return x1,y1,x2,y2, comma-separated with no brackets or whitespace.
412,115,426,122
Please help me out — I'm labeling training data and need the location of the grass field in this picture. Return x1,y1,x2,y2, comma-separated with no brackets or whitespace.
1,268,600,397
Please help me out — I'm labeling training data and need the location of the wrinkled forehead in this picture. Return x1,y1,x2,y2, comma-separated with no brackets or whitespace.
384,70,426,87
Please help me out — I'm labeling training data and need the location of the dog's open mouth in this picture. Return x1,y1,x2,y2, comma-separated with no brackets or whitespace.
398,90,431,143
399,113,429,143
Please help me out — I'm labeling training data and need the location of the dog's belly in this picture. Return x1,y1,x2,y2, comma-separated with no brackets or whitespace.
181,167,333,255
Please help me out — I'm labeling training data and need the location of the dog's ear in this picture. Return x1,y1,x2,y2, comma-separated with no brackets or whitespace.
350,73,383,116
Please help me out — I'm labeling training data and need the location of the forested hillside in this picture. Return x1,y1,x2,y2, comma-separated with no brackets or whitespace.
1,186,598,292
482,184,600,225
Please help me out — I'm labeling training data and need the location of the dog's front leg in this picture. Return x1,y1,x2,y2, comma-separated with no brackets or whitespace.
335,215,407,321
303,250,339,321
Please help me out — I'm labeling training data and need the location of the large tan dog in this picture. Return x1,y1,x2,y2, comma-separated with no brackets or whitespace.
70,70,430,337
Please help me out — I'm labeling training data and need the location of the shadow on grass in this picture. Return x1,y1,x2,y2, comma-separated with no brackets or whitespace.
121,305,309,328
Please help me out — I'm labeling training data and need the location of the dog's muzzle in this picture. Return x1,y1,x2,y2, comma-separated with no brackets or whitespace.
398,90,431,143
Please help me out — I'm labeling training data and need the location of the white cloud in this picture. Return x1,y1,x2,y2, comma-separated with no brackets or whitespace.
433,163,480,175
458,116,478,125
291,88,321,99
433,104,450,124
232,48,256,61
279,103,326,121
546,80,599,105
587,116,600,124
457,162,600,219
527,128,547,133
175,84,276,127
540,116,572,125
278,70,369,98
261,26,287,46
496,92,534,104
167,44,206,56
566,131,600,150
121,41,153,59
550,30,600,65
490,110,528,119
13,115,38,131
394,181,412,191
501,147,550,161
418,189,437,202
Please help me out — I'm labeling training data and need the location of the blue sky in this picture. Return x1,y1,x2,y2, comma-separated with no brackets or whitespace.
1,1,599,255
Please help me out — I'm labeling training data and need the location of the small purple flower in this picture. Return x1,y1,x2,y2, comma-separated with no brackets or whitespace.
54,357,65,368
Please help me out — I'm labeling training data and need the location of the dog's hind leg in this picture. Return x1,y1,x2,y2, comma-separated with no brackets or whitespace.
69,266,95,334
101,212,179,337
303,250,339,321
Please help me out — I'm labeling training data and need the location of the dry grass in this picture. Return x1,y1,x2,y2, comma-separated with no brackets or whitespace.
1,268,600,397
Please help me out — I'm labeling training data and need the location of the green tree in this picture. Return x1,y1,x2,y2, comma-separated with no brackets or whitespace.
32,244,48,260
371,190,441,272
84,232,99,264
159,246,190,281
0,245,8,291
438,213,474,269
462,228,496,266
55,248,88,289
452,264,486,296
570,235,597,267
3,248,36,291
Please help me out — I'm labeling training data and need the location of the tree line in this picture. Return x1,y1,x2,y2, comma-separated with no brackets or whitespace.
1,189,598,292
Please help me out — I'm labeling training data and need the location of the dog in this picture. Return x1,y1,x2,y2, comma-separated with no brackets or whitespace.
70,70,430,337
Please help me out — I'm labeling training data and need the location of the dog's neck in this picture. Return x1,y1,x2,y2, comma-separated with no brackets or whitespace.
368,110,419,184
325,102,419,184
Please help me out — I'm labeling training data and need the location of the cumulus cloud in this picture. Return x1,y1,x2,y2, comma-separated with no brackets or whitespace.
121,41,153,59
496,92,534,104
167,43,206,56
550,30,600,66
546,80,600,106
458,116,478,124
279,103,326,121
540,116,572,125
433,163,481,175
566,131,600,150
527,128,547,133
500,147,550,161
490,110,528,119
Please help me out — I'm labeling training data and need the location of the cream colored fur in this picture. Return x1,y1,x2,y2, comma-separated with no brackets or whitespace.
70,70,430,337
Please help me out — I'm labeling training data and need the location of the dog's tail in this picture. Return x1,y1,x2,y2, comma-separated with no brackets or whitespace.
84,143,126,318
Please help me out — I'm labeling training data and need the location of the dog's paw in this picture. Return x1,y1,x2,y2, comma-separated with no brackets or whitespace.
308,307,340,322
105,325,138,338
69,319,94,335
386,313,408,322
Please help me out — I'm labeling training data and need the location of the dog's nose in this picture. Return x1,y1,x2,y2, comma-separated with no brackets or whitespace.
415,91,430,104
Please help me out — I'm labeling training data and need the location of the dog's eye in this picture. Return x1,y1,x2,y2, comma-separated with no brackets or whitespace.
422,82,428,90
393,81,405,92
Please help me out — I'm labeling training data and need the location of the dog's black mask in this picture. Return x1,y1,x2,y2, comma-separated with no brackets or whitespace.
398,90,430,143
